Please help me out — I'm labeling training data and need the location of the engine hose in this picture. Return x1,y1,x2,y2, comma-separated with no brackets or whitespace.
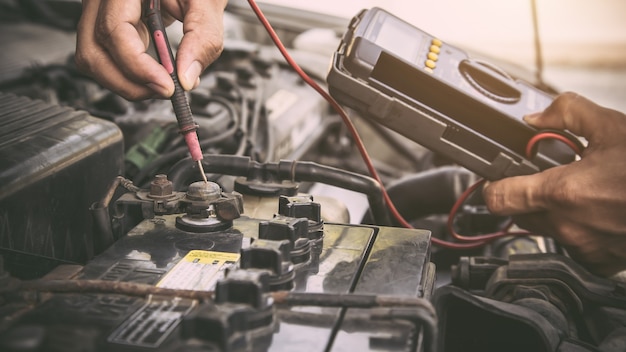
383,166,477,225
167,155,392,225
168,155,252,186
133,95,241,186
275,160,391,225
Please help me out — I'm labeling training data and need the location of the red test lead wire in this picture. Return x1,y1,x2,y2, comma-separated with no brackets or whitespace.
246,0,486,250
446,130,584,244
526,131,584,159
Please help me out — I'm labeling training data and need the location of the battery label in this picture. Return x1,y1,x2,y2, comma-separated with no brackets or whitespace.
156,250,240,291
108,297,195,348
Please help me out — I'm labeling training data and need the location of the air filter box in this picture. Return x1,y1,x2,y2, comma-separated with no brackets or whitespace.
0,93,124,278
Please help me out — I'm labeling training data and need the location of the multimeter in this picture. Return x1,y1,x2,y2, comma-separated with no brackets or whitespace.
327,7,577,180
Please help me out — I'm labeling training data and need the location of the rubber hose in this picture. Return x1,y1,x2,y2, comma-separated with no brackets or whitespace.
167,156,392,225
384,166,475,225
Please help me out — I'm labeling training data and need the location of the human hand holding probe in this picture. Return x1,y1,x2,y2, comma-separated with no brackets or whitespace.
143,0,207,182
75,0,226,100
75,0,226,181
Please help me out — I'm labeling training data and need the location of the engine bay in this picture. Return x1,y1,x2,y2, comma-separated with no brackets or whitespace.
0,1,625,351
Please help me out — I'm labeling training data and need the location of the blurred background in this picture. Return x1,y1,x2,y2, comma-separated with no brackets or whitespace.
261,0,626,112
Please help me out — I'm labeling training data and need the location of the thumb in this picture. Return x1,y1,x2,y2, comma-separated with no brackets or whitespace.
175,0,226,91
482,167,563,216
523,92,607,144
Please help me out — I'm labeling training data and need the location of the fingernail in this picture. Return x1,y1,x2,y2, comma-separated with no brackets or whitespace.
147,83,173,98
523,112,541,123
183,61,202,91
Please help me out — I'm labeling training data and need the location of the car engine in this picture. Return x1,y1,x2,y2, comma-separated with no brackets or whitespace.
0,1,624,351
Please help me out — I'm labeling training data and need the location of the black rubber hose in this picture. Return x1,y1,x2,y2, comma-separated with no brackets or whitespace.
383,166,476,225
132,97,240,186
274,160,391,225
167,155,392,225
132,130,235,185
168,155,254,189
234,95,249,156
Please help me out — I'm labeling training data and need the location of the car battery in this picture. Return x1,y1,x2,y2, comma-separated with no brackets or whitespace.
0,92,124,279
0,185,435,352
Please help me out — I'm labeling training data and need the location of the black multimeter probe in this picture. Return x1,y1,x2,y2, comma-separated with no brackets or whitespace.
144,0,208,183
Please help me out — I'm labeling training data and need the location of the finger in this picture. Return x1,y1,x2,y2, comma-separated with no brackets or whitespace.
482,166,566,215
523,92,610,143
166,0,227,91
76,0,157,100
76,47,159,100
95,1,174,97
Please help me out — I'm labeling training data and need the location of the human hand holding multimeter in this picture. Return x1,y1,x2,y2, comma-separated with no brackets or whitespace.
327,7,579,180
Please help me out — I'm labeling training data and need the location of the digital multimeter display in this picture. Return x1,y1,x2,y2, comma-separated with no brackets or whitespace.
366,12,423,64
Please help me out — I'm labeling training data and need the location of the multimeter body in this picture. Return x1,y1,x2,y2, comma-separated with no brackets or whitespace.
327,7,576,180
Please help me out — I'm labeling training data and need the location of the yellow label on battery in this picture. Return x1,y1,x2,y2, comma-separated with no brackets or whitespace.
156,250,240,291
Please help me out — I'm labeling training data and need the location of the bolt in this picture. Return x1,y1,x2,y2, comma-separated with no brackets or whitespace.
149,174,173,198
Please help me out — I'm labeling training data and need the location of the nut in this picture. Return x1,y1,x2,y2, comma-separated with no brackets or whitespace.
149,174,173,198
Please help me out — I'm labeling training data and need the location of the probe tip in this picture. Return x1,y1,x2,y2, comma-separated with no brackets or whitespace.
197,160,208,183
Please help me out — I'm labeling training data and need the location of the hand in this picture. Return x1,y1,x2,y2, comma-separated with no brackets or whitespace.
483,92,626,276
75,0,227,100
